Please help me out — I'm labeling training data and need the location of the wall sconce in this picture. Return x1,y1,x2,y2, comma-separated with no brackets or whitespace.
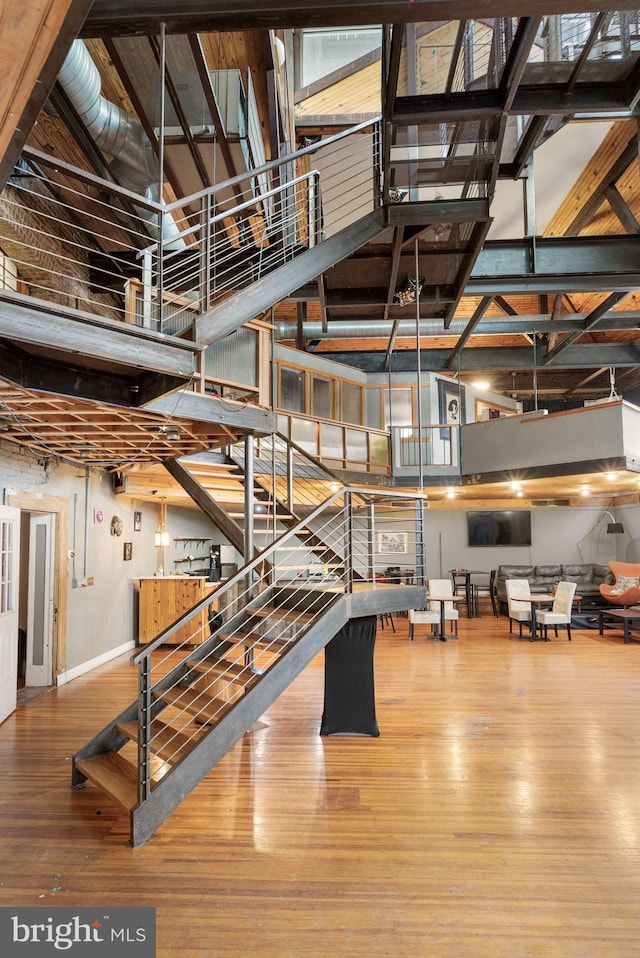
154,499,170,547
155,500,170,573
604,510,624,534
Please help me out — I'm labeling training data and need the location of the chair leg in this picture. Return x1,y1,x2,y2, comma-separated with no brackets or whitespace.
567,623,572,641
409,622,414,641
389,613,396,634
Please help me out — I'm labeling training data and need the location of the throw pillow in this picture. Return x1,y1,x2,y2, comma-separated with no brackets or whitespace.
610,575,639,595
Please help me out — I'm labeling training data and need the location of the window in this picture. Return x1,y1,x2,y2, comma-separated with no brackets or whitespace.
300,27,382,87
1,519,15,613
312,375,334,419
383,388,413,431
341,382,362,424
279,366,305,412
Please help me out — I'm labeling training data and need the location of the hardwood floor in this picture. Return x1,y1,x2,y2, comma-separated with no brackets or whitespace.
1,611,639,957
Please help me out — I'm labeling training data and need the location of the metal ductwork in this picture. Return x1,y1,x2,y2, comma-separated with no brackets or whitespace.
275,311,640,341
57,40,184,248
275,319,469,340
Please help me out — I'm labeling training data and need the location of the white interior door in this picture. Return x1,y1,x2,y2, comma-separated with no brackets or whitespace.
0,505,20,724
26,513,54,687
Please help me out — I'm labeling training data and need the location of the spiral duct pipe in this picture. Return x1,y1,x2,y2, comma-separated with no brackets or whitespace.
57,40,183,248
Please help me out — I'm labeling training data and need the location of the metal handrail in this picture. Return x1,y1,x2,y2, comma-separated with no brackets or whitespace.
131,477,426,801
161,115,383,216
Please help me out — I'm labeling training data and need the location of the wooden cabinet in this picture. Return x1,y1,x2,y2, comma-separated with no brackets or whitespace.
136,576,216,645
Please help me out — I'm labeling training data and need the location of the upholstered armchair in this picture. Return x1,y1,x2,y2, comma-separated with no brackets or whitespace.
600,561,640,607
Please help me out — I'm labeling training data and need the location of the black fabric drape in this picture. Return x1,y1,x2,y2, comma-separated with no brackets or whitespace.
320,616,379,736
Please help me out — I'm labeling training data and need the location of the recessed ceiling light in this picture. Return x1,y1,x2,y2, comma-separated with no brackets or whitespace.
446,489,456,499
606,472,617,482
581,486,590,496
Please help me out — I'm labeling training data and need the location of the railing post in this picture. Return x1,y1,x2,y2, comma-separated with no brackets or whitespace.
286,440,294,514
367,500,376,583
244,432,255,573
141,251,153,329
137,658,152,804
373,119,382,208
415,498,426,587
199,193,212,314
345,491,354,594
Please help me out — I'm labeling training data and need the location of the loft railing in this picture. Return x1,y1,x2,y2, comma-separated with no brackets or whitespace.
130,483,426,805
276,411,391,476
3,117,381,336
390,424,462,474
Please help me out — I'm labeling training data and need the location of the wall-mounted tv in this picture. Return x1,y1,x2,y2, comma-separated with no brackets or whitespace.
467,510,532,547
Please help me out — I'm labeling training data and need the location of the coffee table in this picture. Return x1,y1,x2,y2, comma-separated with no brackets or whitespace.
598,608,640,644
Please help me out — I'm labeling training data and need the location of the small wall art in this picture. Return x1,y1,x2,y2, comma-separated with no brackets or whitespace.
377,531,407,555
123,542,133,561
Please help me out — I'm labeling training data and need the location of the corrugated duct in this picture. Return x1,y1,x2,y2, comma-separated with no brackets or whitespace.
57,40,184,248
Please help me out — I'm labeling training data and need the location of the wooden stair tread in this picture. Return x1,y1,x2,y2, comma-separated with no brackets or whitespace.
250,607,314,624
75,751,139,812
117,719,197,764
155,685,229,724
218,629,292,648
193,658,260,687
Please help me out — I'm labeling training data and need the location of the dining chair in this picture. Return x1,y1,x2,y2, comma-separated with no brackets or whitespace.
505,578,532,637
427,578,459,636
535,580,576,641
473,569,499,617
407,608,440,640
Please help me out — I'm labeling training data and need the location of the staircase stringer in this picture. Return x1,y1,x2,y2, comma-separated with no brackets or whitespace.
194,209,387,347
129,594,349,846
163,457,246,555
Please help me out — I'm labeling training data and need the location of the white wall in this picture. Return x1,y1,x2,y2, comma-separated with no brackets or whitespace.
1,442,226,680
425,503,640,577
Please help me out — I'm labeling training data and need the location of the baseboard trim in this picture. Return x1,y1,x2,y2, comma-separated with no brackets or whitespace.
56,640,136,686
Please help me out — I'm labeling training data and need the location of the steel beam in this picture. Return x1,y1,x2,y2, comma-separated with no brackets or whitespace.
394,81,636,124
468,235,640,294
323,343,640,374
82,2,637,36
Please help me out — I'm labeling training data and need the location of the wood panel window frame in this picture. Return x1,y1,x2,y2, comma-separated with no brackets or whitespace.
340,380,363,426
311,374,335,420
278,363,306,413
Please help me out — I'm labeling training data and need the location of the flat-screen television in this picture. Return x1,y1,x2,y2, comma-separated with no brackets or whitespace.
467,510,532,547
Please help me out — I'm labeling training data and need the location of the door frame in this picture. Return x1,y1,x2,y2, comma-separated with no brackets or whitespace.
5,492,68,683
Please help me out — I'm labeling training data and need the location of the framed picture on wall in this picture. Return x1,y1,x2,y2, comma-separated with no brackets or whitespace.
438,379,465,439
133,511,142,531
123,542,132,561
377,531,407,554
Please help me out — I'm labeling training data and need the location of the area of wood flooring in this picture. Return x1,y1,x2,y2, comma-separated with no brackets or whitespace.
1,611,639,958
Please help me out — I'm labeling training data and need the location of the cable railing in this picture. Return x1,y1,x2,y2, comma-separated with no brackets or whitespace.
131,482,426,802
3,117,381,339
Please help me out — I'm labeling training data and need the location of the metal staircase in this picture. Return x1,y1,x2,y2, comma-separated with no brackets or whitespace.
72,479,427,845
